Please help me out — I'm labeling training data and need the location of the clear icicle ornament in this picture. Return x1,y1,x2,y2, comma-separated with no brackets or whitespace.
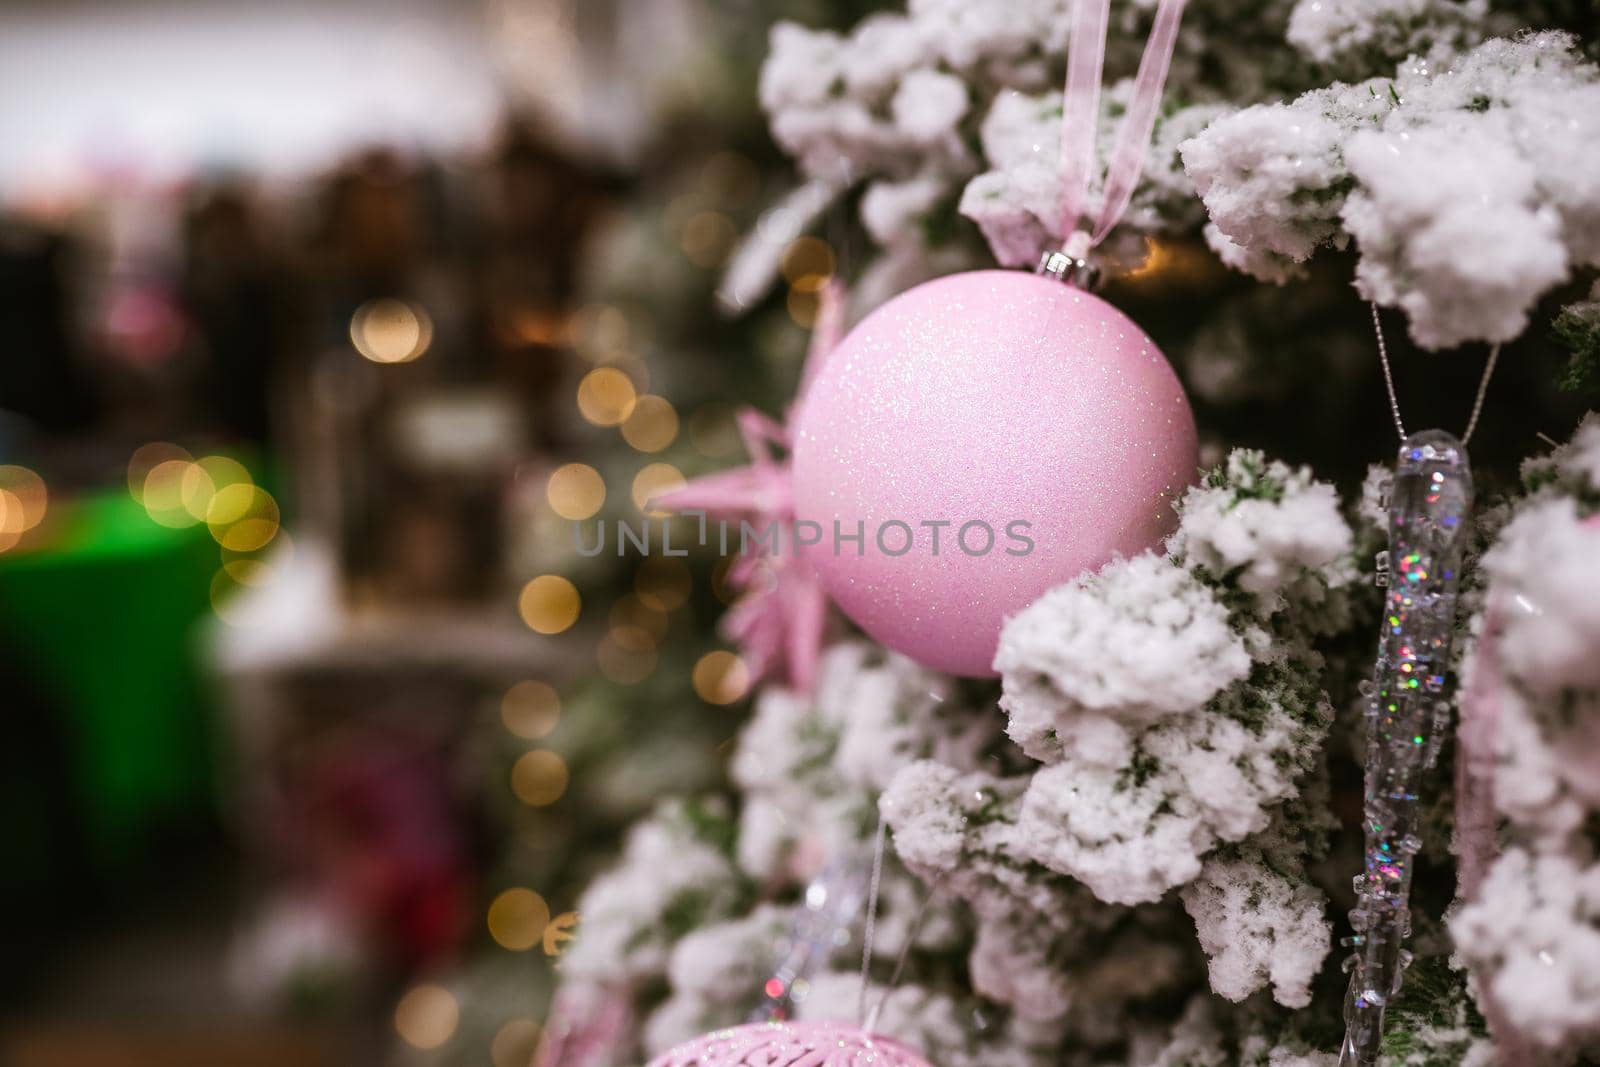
752,851,873,1021
1338,430,1473,1066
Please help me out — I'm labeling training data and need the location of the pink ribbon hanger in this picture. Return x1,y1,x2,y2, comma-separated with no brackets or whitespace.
1057,0,1188,259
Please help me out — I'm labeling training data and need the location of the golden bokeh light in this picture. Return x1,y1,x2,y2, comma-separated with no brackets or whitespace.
681,210,737,268
518,575,581,634
511,750,570,806
631,463,685,515
206,456,255,489
546,463,606,520
693,650,751,705
394,984,459,1050
635,557,691,612
0,491,21,551
179,466,215,521
597,629,657,685
576,367,638,426
128,442,191,503
780,236,835,286
492,1019,543,1067
620,395,680,453
501,680,560,740
142,460,202,528
487,887,550,951
0,466,48,537
206,484,281,552
351,298,433,364
176,457,253,526
181,455,253,521
687,404,741,459
598,351,653,396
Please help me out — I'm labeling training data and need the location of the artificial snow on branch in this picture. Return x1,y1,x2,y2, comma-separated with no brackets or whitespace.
1449,417,1600,1060
1184,31,1600,347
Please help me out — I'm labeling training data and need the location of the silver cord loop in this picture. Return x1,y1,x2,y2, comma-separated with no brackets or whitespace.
1369,302,1500,446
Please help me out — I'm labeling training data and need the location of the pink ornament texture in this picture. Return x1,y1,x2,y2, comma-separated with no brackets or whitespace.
645,1020,932,1067
791,270,1197,677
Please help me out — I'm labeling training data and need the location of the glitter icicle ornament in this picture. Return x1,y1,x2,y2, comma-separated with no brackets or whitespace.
1339,432,1472,1066
789,0,1196,676
645,1020,932,1067
751,851,873,1021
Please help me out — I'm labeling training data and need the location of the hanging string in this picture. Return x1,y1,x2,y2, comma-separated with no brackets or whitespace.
854,815,941,1036
1369,302,1501,446
862,881,939,1036
1057,0,1189,255
856,817,888,1026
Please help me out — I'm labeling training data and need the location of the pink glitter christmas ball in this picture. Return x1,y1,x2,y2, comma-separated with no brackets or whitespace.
791,270,1197,677
645,1020,932,1067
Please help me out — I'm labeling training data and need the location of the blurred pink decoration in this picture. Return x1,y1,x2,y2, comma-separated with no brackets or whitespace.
652,281,844,693
534,985,636,1067
646,1020,931,1067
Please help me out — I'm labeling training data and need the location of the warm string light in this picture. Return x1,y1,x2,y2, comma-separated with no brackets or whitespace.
621,395,679,453
631,463,685,514
487,887,550,951
0,464,48,552
491,1019,543,1067
519,574,580,634
126,444,284,624
781,236,835,327
492,675,578,972
547,462,606,520
350,298,432,364
127,446,277,541
501,680,561,740
693,650,751,705
577,367,638,426
394,984,459,1050
511,749,569,806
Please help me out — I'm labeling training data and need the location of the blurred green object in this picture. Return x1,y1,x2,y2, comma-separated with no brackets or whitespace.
0,489,220,871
